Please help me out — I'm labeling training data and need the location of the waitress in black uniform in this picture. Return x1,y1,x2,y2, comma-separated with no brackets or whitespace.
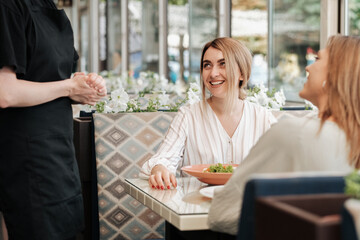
0,0,106,239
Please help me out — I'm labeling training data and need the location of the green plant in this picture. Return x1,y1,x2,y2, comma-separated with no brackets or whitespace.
345,170,360,199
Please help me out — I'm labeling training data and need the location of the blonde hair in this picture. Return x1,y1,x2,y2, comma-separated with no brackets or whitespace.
322,35,360,167
200,37,252,113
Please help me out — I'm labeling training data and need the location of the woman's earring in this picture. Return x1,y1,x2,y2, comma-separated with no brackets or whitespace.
322,81,326,88
239,80,243,87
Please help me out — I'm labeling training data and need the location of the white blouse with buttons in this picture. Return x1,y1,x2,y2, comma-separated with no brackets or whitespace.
141,100,277,176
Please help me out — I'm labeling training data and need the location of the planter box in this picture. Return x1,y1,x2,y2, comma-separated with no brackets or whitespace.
255,194,349,240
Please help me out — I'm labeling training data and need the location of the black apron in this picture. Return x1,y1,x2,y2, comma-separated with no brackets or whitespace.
0,1,84,239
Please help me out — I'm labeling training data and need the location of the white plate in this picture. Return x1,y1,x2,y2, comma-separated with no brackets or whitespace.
199,185,224,199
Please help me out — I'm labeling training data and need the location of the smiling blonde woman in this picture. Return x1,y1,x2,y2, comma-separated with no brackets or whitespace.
141,37,277,189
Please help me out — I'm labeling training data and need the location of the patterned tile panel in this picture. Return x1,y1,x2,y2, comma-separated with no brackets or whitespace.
95,139,115,161
94,112,176,240
103,127,129,147
105,206,133,229
119,140,147,162
120,195,146,216
99,220,117,240
135,128,162,148
98,192,117,216
118,115,145,135
138,209,162,228
105,179,127,200
105,153,131,175
121,219,152,240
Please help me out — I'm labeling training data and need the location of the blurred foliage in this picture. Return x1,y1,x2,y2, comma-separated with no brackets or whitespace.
275,0,320,26
168,0,188,6
235,36,267,55
232,0,267,10
345,170,360,199
350,0,360,36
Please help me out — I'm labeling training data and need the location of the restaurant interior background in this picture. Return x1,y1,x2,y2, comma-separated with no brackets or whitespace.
1,1,360,240
57,0,360,103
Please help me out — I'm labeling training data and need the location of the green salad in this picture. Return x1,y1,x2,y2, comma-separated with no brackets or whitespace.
204,163,234,173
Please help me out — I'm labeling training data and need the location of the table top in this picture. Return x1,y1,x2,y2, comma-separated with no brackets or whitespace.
124,177,212,231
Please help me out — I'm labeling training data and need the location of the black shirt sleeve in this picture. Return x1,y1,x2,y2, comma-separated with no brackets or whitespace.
72,48,79,72
0,2,27,75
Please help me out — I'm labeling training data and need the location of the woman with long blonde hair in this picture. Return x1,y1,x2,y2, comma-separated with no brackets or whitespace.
141,37,276,188
209,35,360,235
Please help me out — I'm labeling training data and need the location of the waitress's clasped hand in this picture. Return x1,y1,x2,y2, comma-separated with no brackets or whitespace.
67,72,107,105
149,164,177,190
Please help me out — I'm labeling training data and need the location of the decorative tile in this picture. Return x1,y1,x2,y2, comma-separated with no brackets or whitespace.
135,112,160,123
118,115,145,135
103,127,129,147
156,222,165,237
121,219,151,240
137,153,153,168
119,140,147,161
99,219,117,240
123,166,141,179
113,233,130,240
97,166,116,186
145,232,162,239
152,142,162,153
120,195,145,215
139,209,162,228
94,112,177,240
105,179,127,200
150,115,173,135
93,114,112,134
105,206,132,229
95,139,115,161
103,113,126,121
105,152,131,175
98,192,116,216
135,127,162,147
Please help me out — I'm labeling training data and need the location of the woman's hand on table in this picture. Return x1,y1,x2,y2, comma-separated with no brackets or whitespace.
149,164,177,190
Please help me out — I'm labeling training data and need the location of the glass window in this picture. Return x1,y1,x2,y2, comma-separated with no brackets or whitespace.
270,0,320,102
232,0,320,103
107,0,122,73
168,1,189,84
79,0,90,72
128,0,159,79
231,0,268,87
189,0,218,79
349,0,360,35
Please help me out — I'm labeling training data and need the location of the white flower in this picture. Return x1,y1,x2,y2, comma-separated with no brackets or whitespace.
189,82,201,93
187,89,201,105
158,75,169,91
255,91,269,107
157,91,170,107
82,104,94,113
104,105,113,113
258,83,268,93
246,84,286,110
246,96,258,105
268,99,281,110
106,100,127,112
111,88,129,104
139,72,147,79
274,89,286,106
